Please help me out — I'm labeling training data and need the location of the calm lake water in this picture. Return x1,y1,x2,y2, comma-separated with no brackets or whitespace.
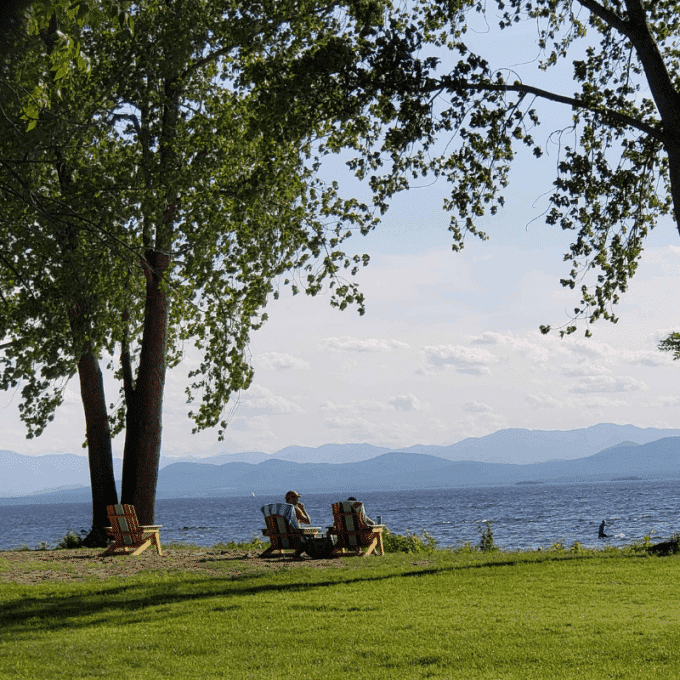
0,479,677,551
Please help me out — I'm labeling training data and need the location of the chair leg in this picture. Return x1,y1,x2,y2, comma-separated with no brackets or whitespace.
376,534,384,556
259,545,275,558
362,536,378,557
131,539,152,556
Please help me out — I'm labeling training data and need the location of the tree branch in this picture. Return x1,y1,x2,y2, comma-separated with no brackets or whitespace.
622,0,680,127
436,76,666,142
576,0,631,39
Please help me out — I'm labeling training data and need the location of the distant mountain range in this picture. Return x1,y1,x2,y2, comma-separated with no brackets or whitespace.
2,424,680,504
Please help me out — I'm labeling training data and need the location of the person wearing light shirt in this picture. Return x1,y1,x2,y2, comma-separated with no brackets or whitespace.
285,490,311,525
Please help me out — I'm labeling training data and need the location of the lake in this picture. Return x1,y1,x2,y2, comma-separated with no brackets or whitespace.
0,479,677,551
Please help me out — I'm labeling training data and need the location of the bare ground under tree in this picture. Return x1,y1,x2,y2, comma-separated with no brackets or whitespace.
0,547,346,585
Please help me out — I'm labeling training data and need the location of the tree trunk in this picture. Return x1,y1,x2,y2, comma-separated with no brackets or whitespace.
120,249,170,525
77,350,118,547
667,142,680,237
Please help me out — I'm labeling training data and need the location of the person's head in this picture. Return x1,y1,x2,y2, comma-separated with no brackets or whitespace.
347,496,357,501
285,491,301,504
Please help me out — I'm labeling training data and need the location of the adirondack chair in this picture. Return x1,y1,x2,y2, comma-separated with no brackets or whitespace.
260,503,320,558
329,500,385,557
102,504,163,556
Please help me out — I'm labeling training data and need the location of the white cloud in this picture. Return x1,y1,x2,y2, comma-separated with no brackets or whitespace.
650,328,680,345
323,416,380,440
469,332,506,346
256,352,310,370
319,399,390,413
389,394,426,411
619,349,672,367
240,385,303,415
644,395,680,407
321,336,410,352
526,393,562,408
468,331,554,364
570,375,647,394
561,363,611,378
463,400,494,414
421,344,499,375
572,396,629,408
62,388,81,405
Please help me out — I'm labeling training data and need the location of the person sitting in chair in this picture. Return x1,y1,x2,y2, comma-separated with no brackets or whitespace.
285,490,311,525
347,496,375,526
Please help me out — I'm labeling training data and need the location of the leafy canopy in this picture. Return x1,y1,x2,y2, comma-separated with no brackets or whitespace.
0,0,405,440
323,0,680,337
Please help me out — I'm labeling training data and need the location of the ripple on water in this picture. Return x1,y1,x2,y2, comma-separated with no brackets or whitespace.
1,478,678,550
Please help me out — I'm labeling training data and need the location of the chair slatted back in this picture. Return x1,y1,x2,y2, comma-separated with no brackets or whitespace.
264,514,301,550
102,504,162,557
108,504,142,545
332,501,370,549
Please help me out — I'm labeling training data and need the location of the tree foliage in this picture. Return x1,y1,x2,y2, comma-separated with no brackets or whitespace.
3,0,678,527
329,0,680,337
0,0,407,526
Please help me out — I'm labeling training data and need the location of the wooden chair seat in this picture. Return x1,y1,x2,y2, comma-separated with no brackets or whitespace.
101,504,162,556
330,501,384,557
260,503,319,558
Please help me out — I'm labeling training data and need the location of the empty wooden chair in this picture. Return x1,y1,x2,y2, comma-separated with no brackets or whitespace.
102,504,162,556
260,503,319,558
329,500,384,557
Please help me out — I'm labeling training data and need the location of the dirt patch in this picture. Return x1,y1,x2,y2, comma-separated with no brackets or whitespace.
0,547,345,585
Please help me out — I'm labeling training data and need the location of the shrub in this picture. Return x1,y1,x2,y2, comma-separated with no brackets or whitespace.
628,531,655,554
449,540,477,554
671,532,680,553
382,529,437,554
478,522,498,553
645,531,680,557
214,534,268,551
56,531,85,549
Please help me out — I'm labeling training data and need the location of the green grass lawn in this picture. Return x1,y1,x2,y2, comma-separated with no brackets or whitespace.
1,548,679,679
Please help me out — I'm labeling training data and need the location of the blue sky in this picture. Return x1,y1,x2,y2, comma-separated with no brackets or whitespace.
5,172,679,459
3,10,680,460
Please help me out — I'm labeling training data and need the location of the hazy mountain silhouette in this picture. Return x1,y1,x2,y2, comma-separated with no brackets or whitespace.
2,434,679,504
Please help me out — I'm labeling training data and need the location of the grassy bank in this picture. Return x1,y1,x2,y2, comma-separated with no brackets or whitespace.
1,544,679,679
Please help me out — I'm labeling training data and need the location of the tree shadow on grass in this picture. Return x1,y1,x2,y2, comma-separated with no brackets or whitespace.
0,550,657,639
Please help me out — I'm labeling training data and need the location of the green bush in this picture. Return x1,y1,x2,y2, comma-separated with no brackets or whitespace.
644,531,680,556
670,531,680,553
382,529,437,554
478,522,498,553
628,531,655,554
449,540,477,554
56,531,84,549
213,534,268,551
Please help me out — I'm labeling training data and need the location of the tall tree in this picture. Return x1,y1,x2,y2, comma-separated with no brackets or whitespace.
0,0,401,534
0,1,126,541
